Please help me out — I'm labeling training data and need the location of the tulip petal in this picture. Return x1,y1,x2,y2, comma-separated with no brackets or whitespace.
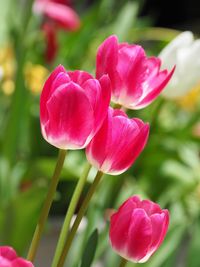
150,210,169,251
86,110,112,169
42,2,80,30
133,65,175,109
126,208,152,262
116,45,146,104
44,82,94,149
140,199,162,216
109,121,149,174
40,65,66,124
68,70,93,87
82,75,111,135
0,247,17,260
96,35,123,99
12,258,34,267
110,207,133,252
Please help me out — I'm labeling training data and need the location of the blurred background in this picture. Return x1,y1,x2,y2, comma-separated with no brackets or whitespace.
0,0,200,267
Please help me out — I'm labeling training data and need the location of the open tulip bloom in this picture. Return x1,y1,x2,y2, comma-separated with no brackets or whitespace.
96,35,175,109
159,31,200,99
40,65,111,149
0,246,34,267
110,196,169,263
86,108,149,175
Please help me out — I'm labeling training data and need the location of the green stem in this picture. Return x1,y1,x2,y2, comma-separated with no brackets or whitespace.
27,149,67,262
57,170,104,267
51,162,91,267
112,103,122,109
119,257,128,267
150,97,165,130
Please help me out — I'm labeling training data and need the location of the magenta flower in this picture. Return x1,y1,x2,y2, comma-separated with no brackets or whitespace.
40,65,111,149
34,0,80,31
0,246,33,267
96,35,175,109
86,108,149,175
109,196,169,263
34,0,80,63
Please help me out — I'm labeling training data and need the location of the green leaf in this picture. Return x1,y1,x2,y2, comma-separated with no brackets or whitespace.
80,229,98,267
186,219,200,267
8,186,46,253
112,2,139,41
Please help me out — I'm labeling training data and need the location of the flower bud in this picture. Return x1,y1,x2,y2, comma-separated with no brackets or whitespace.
0,246,34,267
40,65,111,149
96,35,174,109
86,108,149,175
109,196,169,263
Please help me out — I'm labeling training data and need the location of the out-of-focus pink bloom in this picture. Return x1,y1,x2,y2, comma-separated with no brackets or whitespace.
86,108,149,175
109,195,169,263
42,23,58,63
34,0,80,31
40,65,111,149
96,35,175,109
0,246,34,267
34,0,80,63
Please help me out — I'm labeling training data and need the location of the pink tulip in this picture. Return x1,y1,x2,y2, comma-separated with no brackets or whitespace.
40,65,111,149
0,246,33,267
34,0,80,62
96,35,175,109
86,108,149,175
109,196,169,263
34,0,80,31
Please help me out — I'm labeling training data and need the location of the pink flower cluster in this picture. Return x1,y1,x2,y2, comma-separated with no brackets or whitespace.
0,246,33,267
39,35,172,262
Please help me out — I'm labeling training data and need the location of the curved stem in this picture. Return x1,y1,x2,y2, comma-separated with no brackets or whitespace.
119,257,128,267
27,149,67,262
51,162,91,267
57,170,104,267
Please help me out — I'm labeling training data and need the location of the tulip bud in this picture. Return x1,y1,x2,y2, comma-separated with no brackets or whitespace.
86,108,149,175
96,35,174,109
40,65,111,149
0,246,34,267
109,196,169,263
159,31,200,99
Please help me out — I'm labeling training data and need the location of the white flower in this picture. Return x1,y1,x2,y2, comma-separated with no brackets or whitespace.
159,31,200,99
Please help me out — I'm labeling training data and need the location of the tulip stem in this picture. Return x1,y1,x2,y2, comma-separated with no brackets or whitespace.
57,170,104,267
51,162,92,267
113,103,122,109
27,149,67,262
119,257,128,267
150,98,165,129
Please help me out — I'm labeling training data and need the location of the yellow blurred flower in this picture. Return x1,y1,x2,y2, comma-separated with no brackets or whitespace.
0,44,16,95
176,83,200,111
24,63,49,95
2,80,15,95
0,44,16,80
